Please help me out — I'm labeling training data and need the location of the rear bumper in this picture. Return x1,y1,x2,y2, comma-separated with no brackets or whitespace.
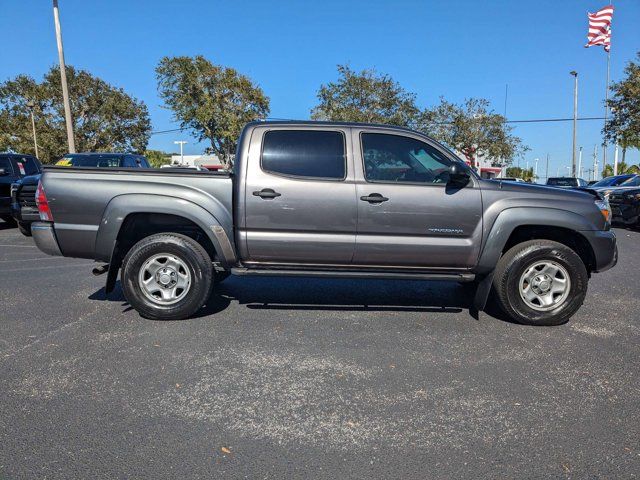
10,202,39,223
31,222,63,256
582,229,617,273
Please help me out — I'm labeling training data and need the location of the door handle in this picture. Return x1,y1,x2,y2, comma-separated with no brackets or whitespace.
360,193,389,203
253,188,281,199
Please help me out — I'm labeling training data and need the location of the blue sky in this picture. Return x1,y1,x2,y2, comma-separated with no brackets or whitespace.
2,0,639,178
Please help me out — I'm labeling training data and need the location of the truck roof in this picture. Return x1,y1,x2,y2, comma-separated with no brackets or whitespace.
247,120,419,134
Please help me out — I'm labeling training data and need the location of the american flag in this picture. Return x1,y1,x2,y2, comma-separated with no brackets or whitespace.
585,5,614,52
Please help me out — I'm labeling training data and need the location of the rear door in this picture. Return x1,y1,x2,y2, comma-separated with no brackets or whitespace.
241,126,357,265
352,128,483,269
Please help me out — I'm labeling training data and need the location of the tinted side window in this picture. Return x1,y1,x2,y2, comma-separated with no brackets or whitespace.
137,156,150,168
361,133,453,184
123,156,137,168
15,156,41,175
262,130,345,180
0,157,13,174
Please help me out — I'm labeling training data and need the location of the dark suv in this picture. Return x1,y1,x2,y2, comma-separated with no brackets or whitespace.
0,153,41,226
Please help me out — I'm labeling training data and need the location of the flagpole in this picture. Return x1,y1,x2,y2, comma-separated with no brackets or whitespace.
602,48,611,173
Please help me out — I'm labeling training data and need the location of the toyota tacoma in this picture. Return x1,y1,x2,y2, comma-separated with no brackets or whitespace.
31,121,617,325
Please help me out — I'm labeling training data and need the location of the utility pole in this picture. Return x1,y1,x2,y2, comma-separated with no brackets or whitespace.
26,100,39,158
592,144,599,181
545,154,550,183
52,0,75,153
174,140,187,165
570,71,578,177
534,158,539,183
613,142,619,176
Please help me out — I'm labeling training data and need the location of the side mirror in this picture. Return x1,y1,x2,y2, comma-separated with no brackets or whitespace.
0,168,7,176
448,163,470,186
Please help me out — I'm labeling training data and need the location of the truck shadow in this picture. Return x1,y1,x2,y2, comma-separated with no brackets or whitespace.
90,275,504,321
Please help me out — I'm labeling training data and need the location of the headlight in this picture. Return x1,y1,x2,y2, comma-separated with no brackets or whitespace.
595,198,611,223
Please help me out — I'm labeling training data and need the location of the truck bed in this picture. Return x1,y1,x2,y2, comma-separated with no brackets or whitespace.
40,166,234,260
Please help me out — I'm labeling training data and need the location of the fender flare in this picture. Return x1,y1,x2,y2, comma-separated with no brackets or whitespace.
95,193,237,268
473,207,595,311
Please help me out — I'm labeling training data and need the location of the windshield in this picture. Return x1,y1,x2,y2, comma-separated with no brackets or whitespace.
592,175,634,187
547,178,575,187
620,175,640,187
56,154,122,168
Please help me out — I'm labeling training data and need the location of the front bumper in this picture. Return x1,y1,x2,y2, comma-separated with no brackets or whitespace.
609,202,639,226
31,222,63,256
581,229,617,273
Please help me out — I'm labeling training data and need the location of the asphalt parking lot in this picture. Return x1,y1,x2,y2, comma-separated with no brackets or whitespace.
1,220,638,479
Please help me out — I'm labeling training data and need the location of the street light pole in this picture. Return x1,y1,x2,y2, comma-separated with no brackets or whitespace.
570,71,578,177
578,147,583,178
52,0,75,153
26,100,39,158
174,140,187,165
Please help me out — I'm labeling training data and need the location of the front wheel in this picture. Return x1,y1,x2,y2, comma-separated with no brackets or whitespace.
492,240,588,326
121,233,213,320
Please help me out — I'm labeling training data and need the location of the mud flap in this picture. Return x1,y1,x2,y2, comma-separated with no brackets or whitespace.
473,271,495,312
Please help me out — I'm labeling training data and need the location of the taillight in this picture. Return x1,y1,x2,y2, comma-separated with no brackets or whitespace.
36,181,54,222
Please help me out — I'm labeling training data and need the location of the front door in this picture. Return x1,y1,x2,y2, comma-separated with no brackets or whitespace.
353,130,483,269
242,127,357,265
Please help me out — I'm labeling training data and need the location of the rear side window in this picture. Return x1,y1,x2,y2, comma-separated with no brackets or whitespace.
261,130,346,180
14,156,40,175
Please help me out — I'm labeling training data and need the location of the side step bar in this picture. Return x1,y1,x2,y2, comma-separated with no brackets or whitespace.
230,267,475,282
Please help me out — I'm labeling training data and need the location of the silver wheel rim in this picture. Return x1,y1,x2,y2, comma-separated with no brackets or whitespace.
518,260,571,312
138,253,191,306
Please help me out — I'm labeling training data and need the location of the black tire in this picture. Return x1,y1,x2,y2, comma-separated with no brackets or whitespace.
121,233,213,320
492,240,588,326
1,216,16,226
18,222,32,237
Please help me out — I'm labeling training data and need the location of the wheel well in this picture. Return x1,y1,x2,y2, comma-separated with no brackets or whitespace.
114,213,218,262
502,225,596,273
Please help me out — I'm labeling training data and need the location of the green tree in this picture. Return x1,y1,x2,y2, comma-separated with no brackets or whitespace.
418,98,528,169
144,149,171,168
0,66,151,164
604,51,640,163
156,56,270,169
311,65,419,127
601,161,640,178
505,166,536,182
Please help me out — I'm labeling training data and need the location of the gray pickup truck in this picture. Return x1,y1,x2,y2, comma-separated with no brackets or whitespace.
31,121,617,325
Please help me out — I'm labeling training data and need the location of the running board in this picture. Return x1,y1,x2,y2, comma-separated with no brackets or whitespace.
230,267,475,282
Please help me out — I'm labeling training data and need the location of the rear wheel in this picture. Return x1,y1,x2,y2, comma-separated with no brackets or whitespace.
492,240,588,326
121,233,213,320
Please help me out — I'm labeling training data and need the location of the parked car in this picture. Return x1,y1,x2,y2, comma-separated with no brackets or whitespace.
608,187,640,227
31,121,616,326
590,174,636,189
494,177,526,183
55,152,151,168
546,177,589,188
10,152,150,236
10,174,40,236
0,153,41,226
